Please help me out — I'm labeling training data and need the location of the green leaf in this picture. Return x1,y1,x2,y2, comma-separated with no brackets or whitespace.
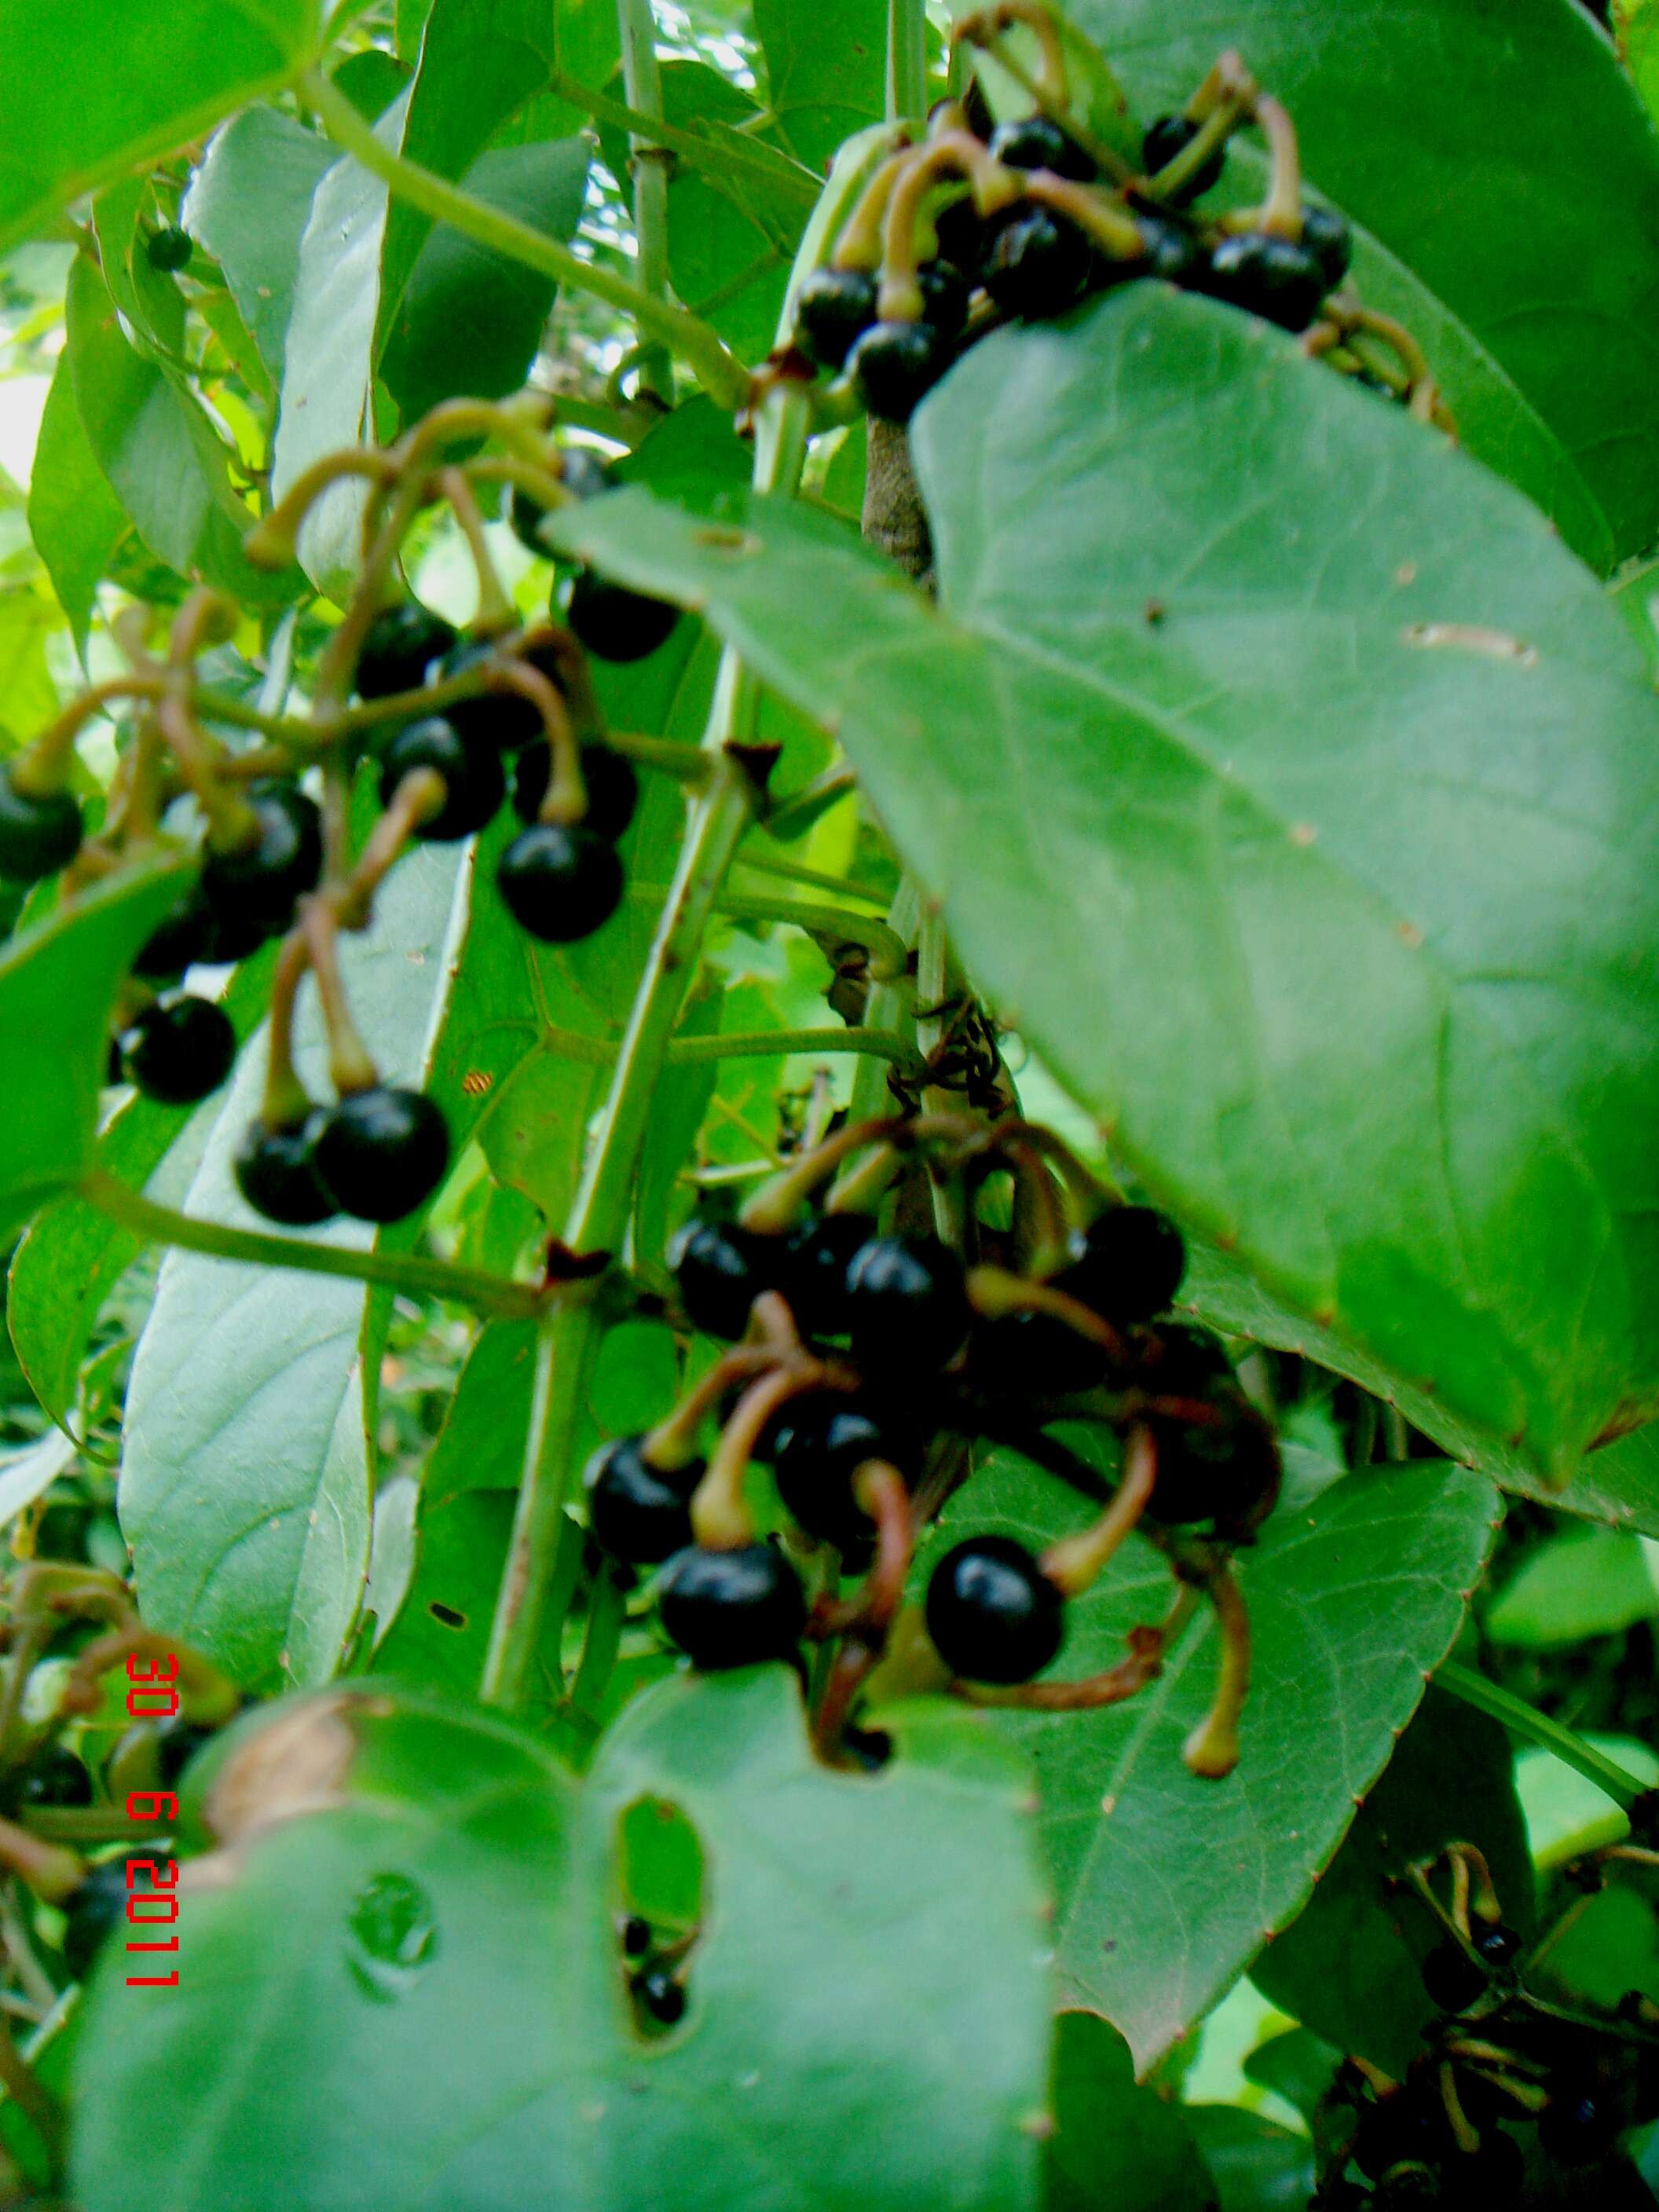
1056,0,1659,568
1185,2108,1316,2212
119,843,468,1693
753,0,886,175
1250,1686,1533,2075
72,1675,1051,2211
184,108,336,383
0,855,190,1246
914,1450,1497,2067
0,0,321,256
0,592,60,750
1046,2013,1210,2212
1486,1526,1659,1646
1517,1735,1659,1867
1618,1,1659,126
27,355,126,654
546,291,1659,1483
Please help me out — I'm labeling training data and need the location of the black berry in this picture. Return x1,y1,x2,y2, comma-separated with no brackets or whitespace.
932,192,998,276
117,994,236,1106
793,266,880,371
1057,1205,1186,1325
1539,2086,1619,2164
772,1397,900,1548
1470,1921,1522,1969
307,1086,451,1225
233,1117,336,1226
1206,232,1328,332
657,1542,807,1669
1139,1320,1232,1397
432,637,553,753
1144,1399,1278,1529
848,320,956,423
1133,215,1205,287
133,888,217,980
0,766,82,884
379,716,504,840
511,742,639,842
926,1534,1064,1683
1300,203,1353,289
973,1307,1115,1398
668,1214,778,1339
1142,113,1225,202
201,782,323,940
64,1850,175,1980
16,1745,92,1810
983,207,1091,319
496,822,624,943
847,1233,969,1377
585,1436,703,1566
782,1210,873,1337
566,571,681,664
621,1914,652,1957
355,603,459,701
917,258,972,340
510,450,615,552
1420,1940,1487,2014
635,1966,687,2024
989,115,1097,182
146,225,192,273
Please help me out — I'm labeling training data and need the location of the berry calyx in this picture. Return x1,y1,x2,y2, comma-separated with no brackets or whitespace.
1300,203,1353,288
782,1210,873,1338
233,1117,336,1226
772,1397,901,1548
116,994,236,1106
989,114,1097,182
379,716,504,840
496,822,624,943
1142,113,1225,202
657,1542,807,1669
1057,1205,1186,1325
1419,1940,1486,2014
793,266,880,371
566,570,681,664
847,1233,969,1377
1206,232,1328,332
925,1534,1064,1683
511,742,639,842
64,1850,175,1980
0,765,82,884
635,1966,687,2024
307,1086,451,1225
133,888,218,980
146,225,192,273
848,320,956,423
201,782,323,941
982,207,1091,320
16,1745,92,1810
668,1214,778,1339
356,603,460,701
585,1436,705,1566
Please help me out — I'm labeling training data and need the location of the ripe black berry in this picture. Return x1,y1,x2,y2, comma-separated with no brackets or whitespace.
432,637,552,753
496,822,624,943
0,767,82,884
989,114,1097,181
847,1233,969,1377
510,450,615,552
793,266,880,371
566,570,681,664
1144,1400,1278,1528
772,1397,899,1548
926,1535,1064,1683
64,1851,175,1980
917,258,972,340
585,1436,703,1566
782,1210,873,1337
146,225,192,273
308,1086,451,1225
1057,1205,1186,1326
201,782,323,940
1139,1320,1232,1397
1133,215,1205,287
1539,2085,1619,2164
848,319,956,423
973,1307,1115,1398
1300,203,1353,289
133,888,217,980
117,994,236,1105
1420,1940,1487,2014
621,1914,652,1957
932,192,998,276
233,1117,336,1226
1470,1921,1522,1969
1206,232,1328,332
1142,114,1225,202
511,742,639,842
635,1966,687,2023
16,1745,92,1810
668,1214,778,1339
657,1542,807,1669
379,716,504,840
983,207,1091,319
355,602,459,701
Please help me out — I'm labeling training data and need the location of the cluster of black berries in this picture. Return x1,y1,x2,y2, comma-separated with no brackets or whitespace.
790,101,1353,427
506,447,682,669
620,1912,690,2031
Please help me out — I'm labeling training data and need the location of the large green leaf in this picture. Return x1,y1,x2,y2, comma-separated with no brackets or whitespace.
72,1675,1050,2211
184,108,336,383
0,0,320,255
0,854,190,1246
27,355,126,654
1046,2013,1210,2212
754,0,886,172
914,1449,1497,2066
119,842,468,1692
546,291,1659,1484
1055,0,1659,569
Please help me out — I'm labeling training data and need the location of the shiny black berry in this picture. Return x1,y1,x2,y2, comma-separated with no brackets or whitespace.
635,1966,687,2023
932,192,995,276
566,570,681,664
1142,113,1225,202
146,225,192,273
847,1233,969,1377
989,114,1097,181
432,637,550,753
1539,2085,1619,2164
794,266,880,372
16,1745,92,1811
621,1914,653,1957
201,782,323,940
848,320,956,423
1058,1205,1186,1326
1420,1940,1487,2014
379,716,504,840
926,1534,1064,1683
1207,232,1328,332
0,767,82,884
586,1437,703,1566
511,742,639,842
356,603,459,701
64,1850,175,1980
117,994,236,1106
1145,1400,1279,1529
1470,1921,1522,1969
983,207,1091,319
1300,203,1353,289
133,888,217,980
308,1086,451,1225
772,1397,899,1548
657,1542,807,1669
496,822,624,943
1133,215,1205,287
233,1117,336,1226
917,259,972,340
668,1215,778,1339
783,1210,873,1337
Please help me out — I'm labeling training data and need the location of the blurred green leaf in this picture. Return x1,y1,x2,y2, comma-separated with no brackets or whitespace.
185,108,336,382
1487,1527,1659,1646
1046,2012,1210,2212
1516,1736,1659,1868
27,356,126,654
1185,2108,1315,2212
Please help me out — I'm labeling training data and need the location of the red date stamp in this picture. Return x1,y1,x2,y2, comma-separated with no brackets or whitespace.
123,1650,181,1990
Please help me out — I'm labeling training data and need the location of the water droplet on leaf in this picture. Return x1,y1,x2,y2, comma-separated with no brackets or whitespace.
344,1871,436,2001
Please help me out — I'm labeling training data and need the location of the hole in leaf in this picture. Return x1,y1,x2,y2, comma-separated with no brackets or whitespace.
615,1793,705,2038
427,1601,467,1630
